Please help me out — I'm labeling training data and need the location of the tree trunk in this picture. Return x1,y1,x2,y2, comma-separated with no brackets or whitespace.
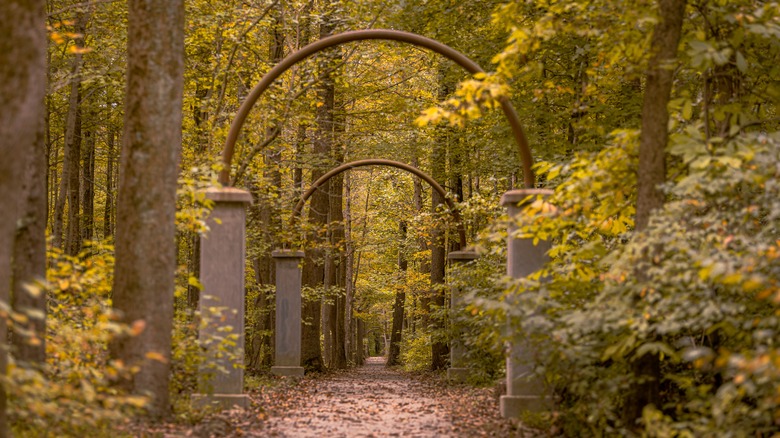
110,0,184,419
0,0,46,433
252,3,284,372
103,128,115,239
356,318,366,365
626,0,686,428
328,166,347,369
65,86,82,255
635,0,686,231
301,10,340,373
387,222,408,367
53,10,89,252
327,67,347,370
412,156,431,336
11,80,48,367
81,107,95,245
430,70,451,371
344,171,356,364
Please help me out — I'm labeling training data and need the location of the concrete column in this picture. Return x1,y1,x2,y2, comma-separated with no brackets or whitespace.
447,250,478,382
196,187,252,409
500,189,553,418
271,250,305,376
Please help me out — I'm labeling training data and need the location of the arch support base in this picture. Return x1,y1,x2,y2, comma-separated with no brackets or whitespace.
272,250,305,377
499,189,554,418
195,187,253,410
447,250,479,382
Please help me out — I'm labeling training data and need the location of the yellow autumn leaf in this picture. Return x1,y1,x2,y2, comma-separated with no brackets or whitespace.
145,351,168,363
68,45,92,54
130,319,146,336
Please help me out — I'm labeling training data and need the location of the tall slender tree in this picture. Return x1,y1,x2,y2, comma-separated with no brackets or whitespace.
53,8,90,253
0,0,47,434
387,221,408,367
626,0,687,428
301,8,341,372
247,5,285,371
430,68,453,371
110,0,184,418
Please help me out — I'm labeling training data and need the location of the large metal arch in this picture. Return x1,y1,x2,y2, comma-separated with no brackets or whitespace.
292,159,467,249
219,29,535,188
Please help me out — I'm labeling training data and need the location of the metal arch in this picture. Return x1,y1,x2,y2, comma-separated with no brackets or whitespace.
219,29,535,188
291,159,467,249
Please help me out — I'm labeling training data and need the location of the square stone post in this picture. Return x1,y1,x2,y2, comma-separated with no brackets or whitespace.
196,187,252,410
500,189,553,418
447,250,478,382
271,250,305,377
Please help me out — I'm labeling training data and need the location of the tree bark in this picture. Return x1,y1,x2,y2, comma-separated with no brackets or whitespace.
65,86,82,255
81,107,96,245
626,0,686,428
326,64,347,370
301,10,341,372
0,0,46,433
247,7,285,372
430,69,451,371
327,165,347,369
412,156,431,334
110,0,184,419
53,10,89,252
344,171,356,364
11,82,48,367
387,222,408,367
635,0,686,231
103,128,115,239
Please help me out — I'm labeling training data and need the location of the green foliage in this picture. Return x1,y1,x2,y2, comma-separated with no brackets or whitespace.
486,131,780,435
178,303,243,396
176,161,222,234
449,253,507,385
8,244,145,437
401,332,433,373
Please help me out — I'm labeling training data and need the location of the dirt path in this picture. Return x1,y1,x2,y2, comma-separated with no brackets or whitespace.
260,357,449,437
254,357,524,437
136,357,531,437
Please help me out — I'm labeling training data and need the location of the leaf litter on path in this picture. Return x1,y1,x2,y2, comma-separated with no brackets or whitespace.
130,356,543,437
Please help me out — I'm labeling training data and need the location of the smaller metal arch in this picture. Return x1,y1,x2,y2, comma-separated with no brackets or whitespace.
291,159,466,249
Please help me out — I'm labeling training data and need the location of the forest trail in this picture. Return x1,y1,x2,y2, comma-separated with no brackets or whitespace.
252,357,525,438
141,357,532,437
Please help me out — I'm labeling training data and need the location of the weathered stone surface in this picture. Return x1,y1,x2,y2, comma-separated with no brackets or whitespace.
447,251,479,382
499,189,553,418
272,250,305,377
195,188,251,409
192,393,250,410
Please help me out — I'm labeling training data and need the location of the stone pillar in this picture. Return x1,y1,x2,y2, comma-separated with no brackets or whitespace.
271,250,305,376
447,250,478,382
500,189,553,418
196,187,252,409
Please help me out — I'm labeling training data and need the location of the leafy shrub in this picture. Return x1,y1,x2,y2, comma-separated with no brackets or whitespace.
449,241,507,385
401,332,433,372
471,131,780,436
7,244,146,437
